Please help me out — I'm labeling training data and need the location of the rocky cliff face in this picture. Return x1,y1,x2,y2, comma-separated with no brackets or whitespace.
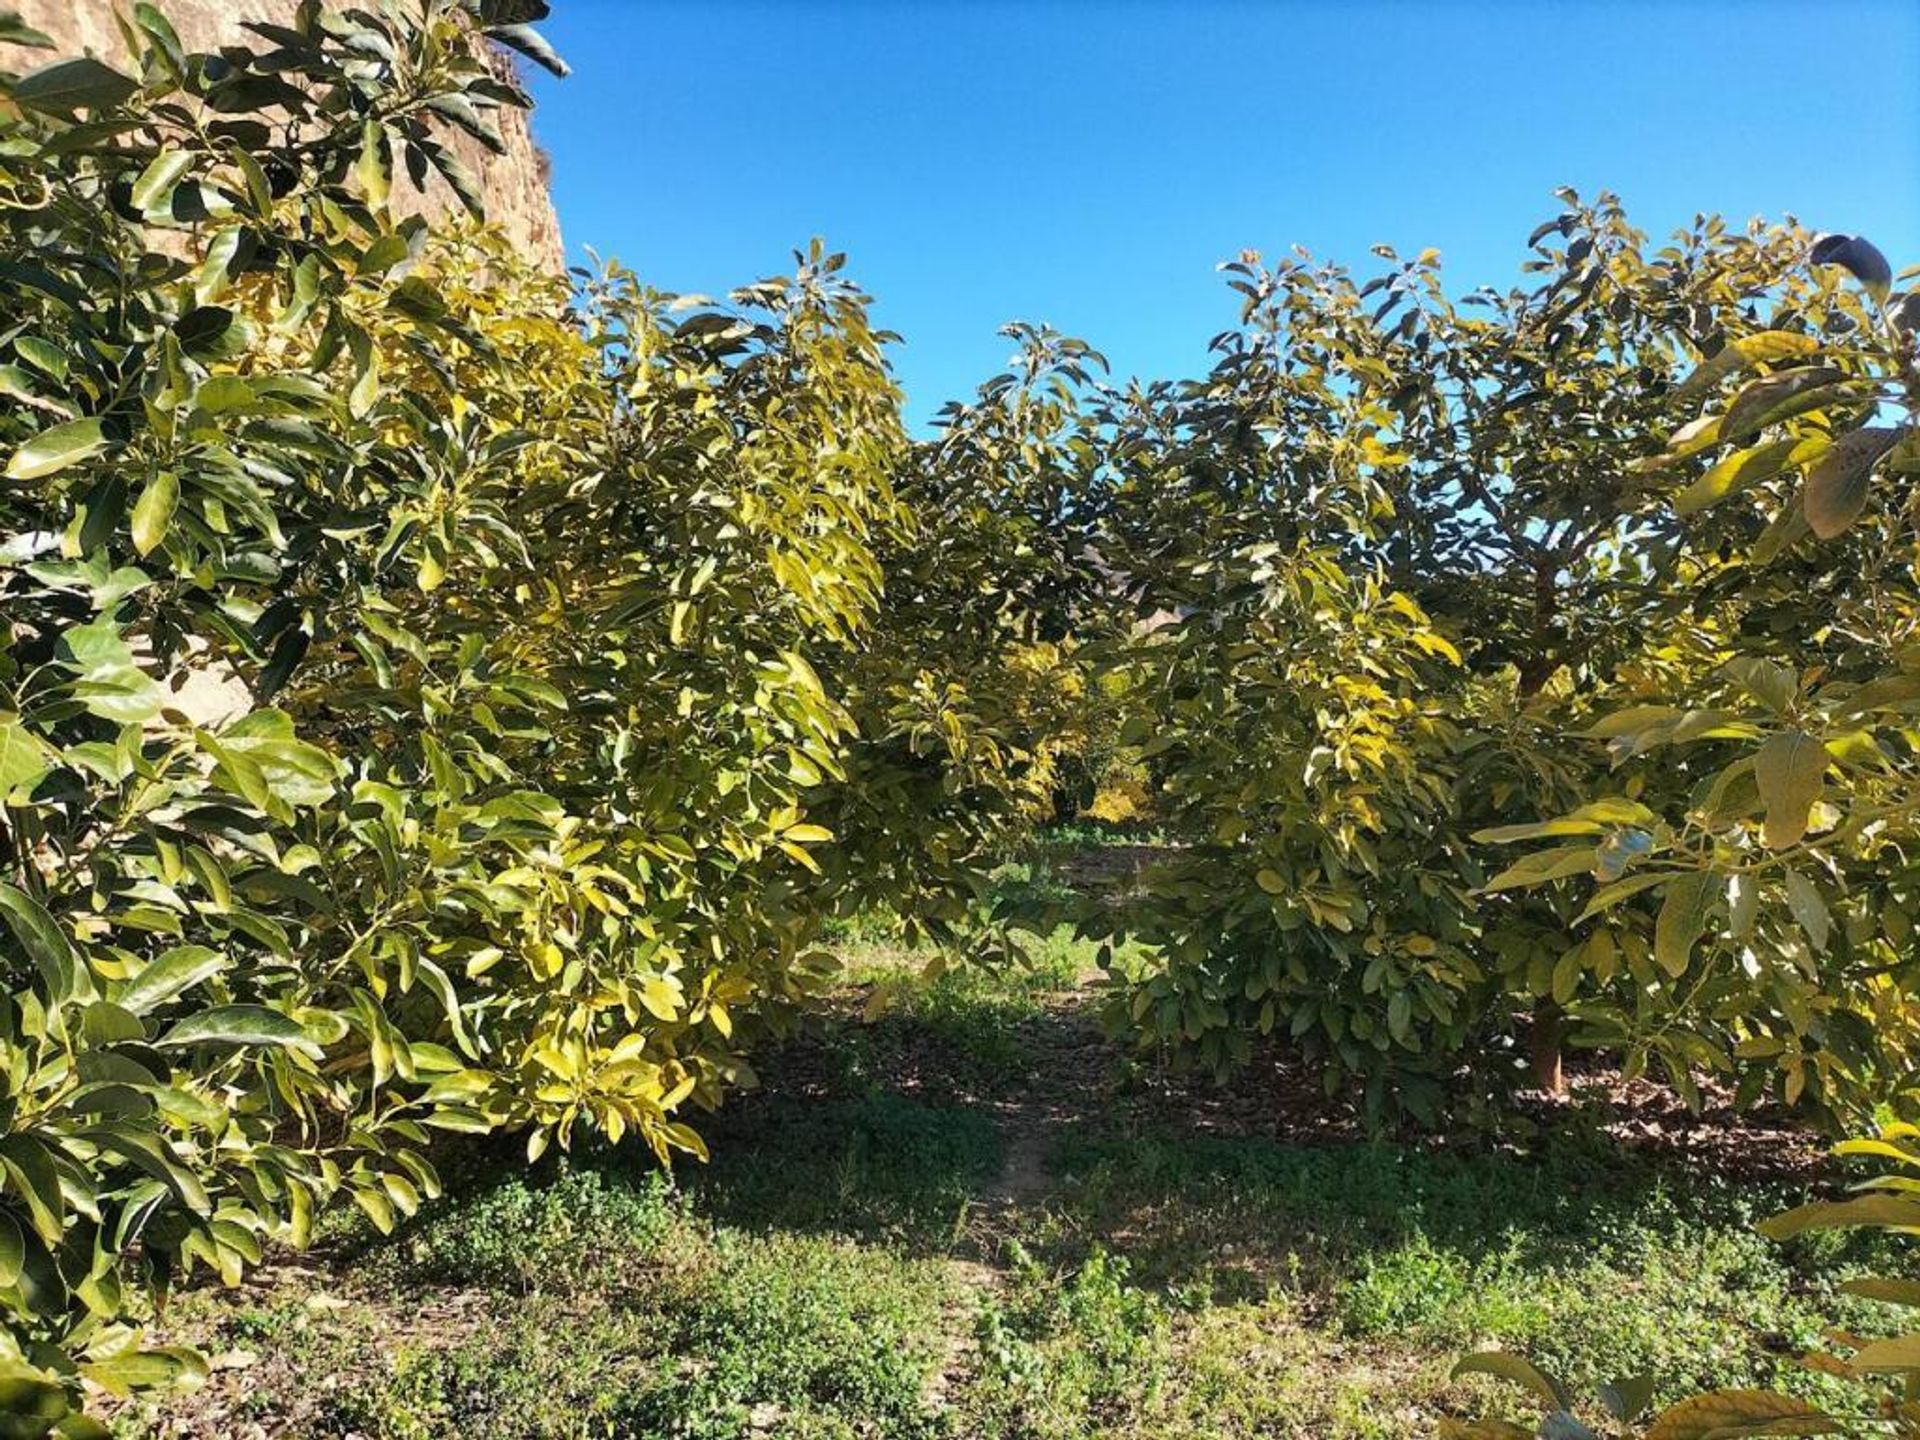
3,0,564,269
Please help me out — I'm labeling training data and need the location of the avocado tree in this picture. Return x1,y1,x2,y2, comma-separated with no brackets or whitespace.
1476,231,1920,1122
1083,202,1920,1123
0,2,926,1421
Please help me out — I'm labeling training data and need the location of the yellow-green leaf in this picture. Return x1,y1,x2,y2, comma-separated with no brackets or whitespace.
1838,1276,1920,1307
1782,869,1829,952
0,719,52,796
130,470,179,556
356,119,390,208
1450,1352,1569,1410
1654,872,1716,977
6,416,107,479
130,149,193,211
1759,1193,1920,1240
1730,330,1821,366
1673,437,1816,515
1482,845,1601,894
1754,730,1826,850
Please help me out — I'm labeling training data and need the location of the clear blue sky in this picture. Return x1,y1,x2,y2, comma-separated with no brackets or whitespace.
527,1,1919,430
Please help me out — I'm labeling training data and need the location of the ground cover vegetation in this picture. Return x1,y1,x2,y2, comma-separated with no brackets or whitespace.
79,921,1902,1439
3,0,1920,1434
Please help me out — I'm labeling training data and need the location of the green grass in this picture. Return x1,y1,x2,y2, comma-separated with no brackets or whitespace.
692,1092,1003,1247
1038,1132,1892,1406
962,1244,1172,1440
118,837,1910,1439
823,922,1104,1087
134,1162,955,1440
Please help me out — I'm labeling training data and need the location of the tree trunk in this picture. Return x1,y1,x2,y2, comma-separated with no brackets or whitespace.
1530,1002,1566,1094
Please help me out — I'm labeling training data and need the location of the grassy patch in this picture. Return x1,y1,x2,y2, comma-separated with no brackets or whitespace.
821,923,1105,1092
129,1164,956,1440
1040,1131,1891,1414
960,1245,1171,1440
122,857,1899,1439
692,1091,1003,1246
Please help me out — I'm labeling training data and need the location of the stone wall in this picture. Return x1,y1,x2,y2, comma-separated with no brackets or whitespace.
3,0,564,269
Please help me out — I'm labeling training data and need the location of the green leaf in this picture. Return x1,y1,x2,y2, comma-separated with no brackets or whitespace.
1671,348,1748,404
132,3,186,69
1720,367,1851,443
9,56,139,112
0,881,83,1003
0,1361,69,1428
1728,872,1759,939
130,470,179,556
1654,871,1716,977
193,375,261,414
0,1211,22,1288
423,92,506,154
1580,705,1682,739
78,1345,207,1399
353,1183,396,1234
488,22,570,76
1751,503,1811,565
14,335,65,380
55,614,164,725
1754,730,1826,850
1836,671,1920,717
118,946,228,1016
357,232,411,277
1719,658,1797,715
5,417,107,479
1482,845,1600,894
349,343,381,417
156,1005,317,1052
1599,1374,1655,1423
1782,870,1829,952
218,711,341,809
1475,798,1656,846
130,150,193,212
0,717,52,795
0,12,55,47
195,731,275,814
0,1135,67,1245
79,1127,210,1214
1574,872,1669,924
